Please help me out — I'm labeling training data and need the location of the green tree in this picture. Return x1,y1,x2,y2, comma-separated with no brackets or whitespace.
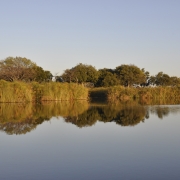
115,64,146,87
72,63,88,83
0,57,36,82
0,57,52,82
61,69,76,82
154,72,171,86
33,66,52,82
141,68,150,86
96,68,119,87
61,63,99,84
170,76,180,86
149,75,156,86
85,65,99,83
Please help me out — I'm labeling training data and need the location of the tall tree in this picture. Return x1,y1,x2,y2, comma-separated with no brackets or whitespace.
0,57,36,82
61,69,76,83
61,63,99,84
149,75,156,86
96,68,119,87
170,76,180,86
33,66,52,82
154,72,171,86
72,63,88,83
115,64,146,87
141,68,150,86
0,57,52,82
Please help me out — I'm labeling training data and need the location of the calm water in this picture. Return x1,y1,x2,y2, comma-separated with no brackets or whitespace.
0,102,180,180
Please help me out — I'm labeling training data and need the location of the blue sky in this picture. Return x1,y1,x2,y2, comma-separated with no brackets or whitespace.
0,0,180,76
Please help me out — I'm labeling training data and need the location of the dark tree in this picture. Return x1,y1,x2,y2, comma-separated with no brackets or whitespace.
115,64,146,87
96,68,119,87
170,76,180,86
33,66,52,82
141,68,150,86
61,63,99,84
154,72,171,86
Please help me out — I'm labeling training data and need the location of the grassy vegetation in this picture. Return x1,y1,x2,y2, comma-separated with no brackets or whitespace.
1,80,180,104
89,86,180,105
32,82,88,102
0,80,88,102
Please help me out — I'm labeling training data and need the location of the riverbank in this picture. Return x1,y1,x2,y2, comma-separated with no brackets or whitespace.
1,80,180,104
89,86,180,105
0,80,88,102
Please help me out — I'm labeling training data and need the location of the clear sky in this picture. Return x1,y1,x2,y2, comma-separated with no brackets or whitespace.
0,0,180,76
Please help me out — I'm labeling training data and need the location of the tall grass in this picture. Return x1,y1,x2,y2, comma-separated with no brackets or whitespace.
0,80,32,102
0,80,88,102
32,82,88,102
108,86,180,104
90,86,180,104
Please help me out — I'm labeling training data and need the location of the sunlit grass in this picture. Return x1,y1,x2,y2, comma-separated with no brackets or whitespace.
90,86,180,104
0,80,88,102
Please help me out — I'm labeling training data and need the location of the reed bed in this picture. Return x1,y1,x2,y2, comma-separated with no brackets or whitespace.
90,86,180,104
0,80,32,102
0,80,88,102
108,86,180,103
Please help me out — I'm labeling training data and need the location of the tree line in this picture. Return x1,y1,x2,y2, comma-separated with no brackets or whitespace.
1,56,180,87
59,63,180,87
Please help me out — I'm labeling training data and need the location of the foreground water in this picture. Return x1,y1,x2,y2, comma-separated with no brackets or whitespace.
0,102,180,180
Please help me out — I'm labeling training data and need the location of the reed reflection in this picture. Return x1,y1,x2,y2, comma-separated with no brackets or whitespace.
1,102,180,135
0,101,88,135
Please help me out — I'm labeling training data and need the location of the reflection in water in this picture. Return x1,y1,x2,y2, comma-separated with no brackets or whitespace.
149,106,170,119
1,102,180,134
148,105,180,119
0,101,89,135
65,104,147,127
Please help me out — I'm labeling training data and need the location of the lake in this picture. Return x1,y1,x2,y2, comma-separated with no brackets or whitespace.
0,102,180,180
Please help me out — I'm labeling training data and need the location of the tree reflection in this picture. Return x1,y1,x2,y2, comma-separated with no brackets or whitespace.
65,103,147,127
113,105,146,126
0,101,89,134
149,106,176,119
65,107,100,127
1,102,180,135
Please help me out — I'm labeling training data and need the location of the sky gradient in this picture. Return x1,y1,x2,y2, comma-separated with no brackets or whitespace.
1,0,180,76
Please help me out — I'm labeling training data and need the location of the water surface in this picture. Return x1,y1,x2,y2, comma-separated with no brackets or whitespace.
0,102,180,180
